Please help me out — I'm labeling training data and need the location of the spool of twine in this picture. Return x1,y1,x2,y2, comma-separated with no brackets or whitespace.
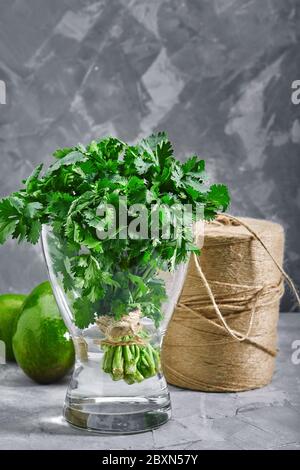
162,215,299,392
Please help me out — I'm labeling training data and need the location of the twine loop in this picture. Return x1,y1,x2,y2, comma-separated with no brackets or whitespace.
191,213,299,344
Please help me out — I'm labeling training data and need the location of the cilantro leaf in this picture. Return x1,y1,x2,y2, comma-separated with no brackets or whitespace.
207,184,230,211
141,132,168,151
53,148,73,159
45,151,87,176
0,199,19,244
24,202,43,218
73,298,96,329
27,219,42,244
25,163,43,193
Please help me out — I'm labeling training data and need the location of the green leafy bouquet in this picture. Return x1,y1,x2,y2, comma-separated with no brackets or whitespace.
0,132,229,383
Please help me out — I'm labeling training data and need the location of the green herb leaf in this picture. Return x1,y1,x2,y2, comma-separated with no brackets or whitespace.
207,184,230,211
53,148,73,159
73,298,96,329
24,202,43,218
45,151,87,176
27,219,42,244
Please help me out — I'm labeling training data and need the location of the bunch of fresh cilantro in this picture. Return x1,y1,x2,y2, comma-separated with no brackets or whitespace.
0,132,229,332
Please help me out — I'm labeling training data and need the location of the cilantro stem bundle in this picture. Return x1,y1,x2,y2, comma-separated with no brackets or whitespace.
102,342,160,384
0,132,229,384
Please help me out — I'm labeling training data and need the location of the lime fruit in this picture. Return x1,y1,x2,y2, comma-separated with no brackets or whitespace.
13,281,75,384
0,294,27,361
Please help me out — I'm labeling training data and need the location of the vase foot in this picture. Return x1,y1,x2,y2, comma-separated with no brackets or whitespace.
63,394,171,434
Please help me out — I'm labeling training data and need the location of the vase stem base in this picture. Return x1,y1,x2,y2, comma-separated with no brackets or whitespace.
63,395,171,434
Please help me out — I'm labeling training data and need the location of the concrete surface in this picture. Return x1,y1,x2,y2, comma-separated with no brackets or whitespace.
0,0,300,311
0,314,299,450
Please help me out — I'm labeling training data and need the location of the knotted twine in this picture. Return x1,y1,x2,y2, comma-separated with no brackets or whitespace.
96,309,146,346
73,310,145,360
162,215,299,392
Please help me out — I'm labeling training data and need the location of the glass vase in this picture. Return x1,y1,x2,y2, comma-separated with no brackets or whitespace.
41,226,188,434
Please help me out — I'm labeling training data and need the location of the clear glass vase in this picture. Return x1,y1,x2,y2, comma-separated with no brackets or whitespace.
41,226,188,434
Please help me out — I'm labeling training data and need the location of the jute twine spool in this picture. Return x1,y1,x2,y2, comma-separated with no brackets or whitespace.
162,215,299,392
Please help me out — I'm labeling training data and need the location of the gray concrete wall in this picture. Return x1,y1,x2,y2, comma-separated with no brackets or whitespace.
0,0,299,310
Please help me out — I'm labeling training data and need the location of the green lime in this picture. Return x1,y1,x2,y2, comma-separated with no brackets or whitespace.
13,281,75,384
0,294,27,361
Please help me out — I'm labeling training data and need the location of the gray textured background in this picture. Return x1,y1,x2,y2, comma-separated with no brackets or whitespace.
0,0,299,310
